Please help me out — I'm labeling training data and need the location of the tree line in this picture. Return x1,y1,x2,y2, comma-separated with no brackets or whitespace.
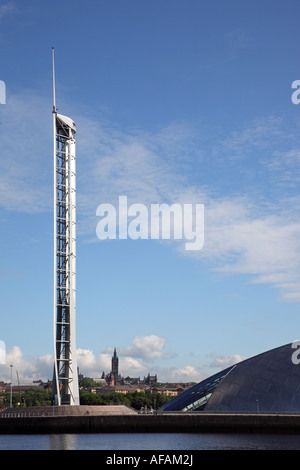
80,389,171,410
1,388,171,411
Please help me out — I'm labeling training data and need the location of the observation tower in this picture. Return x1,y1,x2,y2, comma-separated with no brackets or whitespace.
51,48,80,406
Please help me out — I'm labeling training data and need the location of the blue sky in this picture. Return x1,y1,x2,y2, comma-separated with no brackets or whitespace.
0,0,300,384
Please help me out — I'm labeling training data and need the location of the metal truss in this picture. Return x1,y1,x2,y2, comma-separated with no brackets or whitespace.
51,48,79,406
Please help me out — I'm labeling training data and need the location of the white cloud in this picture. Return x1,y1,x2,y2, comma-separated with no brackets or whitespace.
76,348,98,371
0,340,6,364
76,348,112,378
0,91,52,212
1,91,299,302
79,337,201,382
158,365,202,383
115,335,167,362
0,344,204,384
173,187,300,301
117,356,148,378
77,349,149,379
76,113,300,302
0,346,53,382
204,201,300,301
206,352,246,369
75,349,149,379
217,116,285,162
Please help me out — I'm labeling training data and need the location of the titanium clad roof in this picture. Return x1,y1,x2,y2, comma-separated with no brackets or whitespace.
160,343,300,413
205,343,300,412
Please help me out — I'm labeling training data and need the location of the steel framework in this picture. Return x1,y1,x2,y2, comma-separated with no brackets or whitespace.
51,48,79,406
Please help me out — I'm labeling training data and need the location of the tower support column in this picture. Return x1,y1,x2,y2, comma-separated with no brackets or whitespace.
51,48,79,406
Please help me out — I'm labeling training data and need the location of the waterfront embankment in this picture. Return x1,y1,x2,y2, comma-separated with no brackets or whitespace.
1,406,300,434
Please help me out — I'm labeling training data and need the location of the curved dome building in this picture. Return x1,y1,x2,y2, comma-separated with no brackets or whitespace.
160,343,300,413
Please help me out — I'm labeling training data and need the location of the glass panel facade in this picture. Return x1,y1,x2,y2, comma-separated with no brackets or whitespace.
160,366,234,412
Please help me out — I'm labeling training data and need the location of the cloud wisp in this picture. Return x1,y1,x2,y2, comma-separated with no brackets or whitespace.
0,335,202,383
1,90,299,301
0,1,17,22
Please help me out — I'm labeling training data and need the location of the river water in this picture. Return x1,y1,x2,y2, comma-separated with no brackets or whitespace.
0,432,300,450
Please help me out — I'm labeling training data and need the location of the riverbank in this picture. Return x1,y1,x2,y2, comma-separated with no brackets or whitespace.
1,407,300,434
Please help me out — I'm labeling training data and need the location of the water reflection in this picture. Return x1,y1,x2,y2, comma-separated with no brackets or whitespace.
1,433,300,450
49,434,79,450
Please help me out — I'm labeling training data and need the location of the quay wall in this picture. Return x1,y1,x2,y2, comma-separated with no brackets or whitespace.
1,412,300,434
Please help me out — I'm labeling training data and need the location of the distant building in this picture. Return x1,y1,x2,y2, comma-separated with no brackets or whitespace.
144,373,158,386
99,348,159,388
152,386,185,397
2,381,46,393
111,348,119,380
105,348,121,385
97,384,147,395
